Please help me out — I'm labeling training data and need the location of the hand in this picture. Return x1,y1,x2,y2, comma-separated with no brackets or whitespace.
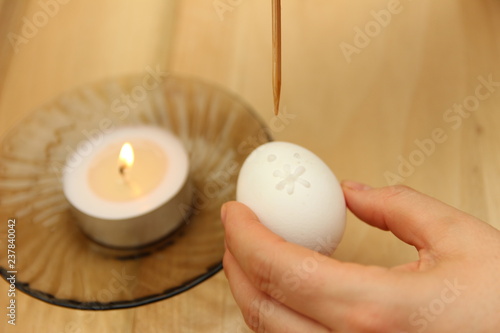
221,182,500,333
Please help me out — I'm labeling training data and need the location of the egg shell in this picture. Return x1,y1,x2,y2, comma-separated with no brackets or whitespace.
236,141,346,255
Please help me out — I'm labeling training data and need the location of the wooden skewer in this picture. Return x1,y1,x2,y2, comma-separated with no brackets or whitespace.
272,0,281,116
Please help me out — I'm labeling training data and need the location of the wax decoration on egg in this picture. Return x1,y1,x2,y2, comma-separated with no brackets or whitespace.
236,141,346,255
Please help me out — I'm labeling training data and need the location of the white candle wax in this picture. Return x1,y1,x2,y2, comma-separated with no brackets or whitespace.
63,126,192,248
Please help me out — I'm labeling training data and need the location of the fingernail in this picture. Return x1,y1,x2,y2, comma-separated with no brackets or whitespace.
342,180,372,191
221,203,228,225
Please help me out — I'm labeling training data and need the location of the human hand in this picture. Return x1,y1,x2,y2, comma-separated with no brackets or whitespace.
221,182,500,333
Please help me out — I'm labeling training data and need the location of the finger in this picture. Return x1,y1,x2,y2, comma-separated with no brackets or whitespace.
223,250,331,333
222,201,393,326
341,182,470,251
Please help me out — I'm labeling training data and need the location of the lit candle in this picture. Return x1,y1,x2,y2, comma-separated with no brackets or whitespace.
62,126,192,248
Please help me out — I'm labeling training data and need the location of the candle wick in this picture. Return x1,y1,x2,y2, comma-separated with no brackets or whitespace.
119,165,130,184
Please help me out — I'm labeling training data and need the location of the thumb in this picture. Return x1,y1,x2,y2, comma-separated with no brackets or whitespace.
341,182,469,251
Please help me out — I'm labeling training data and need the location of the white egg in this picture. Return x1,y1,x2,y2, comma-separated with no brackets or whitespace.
236,141,346,255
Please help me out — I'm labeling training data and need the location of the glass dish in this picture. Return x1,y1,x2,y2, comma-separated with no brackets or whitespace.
0,74,271,309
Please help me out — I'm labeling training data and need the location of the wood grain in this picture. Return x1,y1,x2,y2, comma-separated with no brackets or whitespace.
1,0,500,332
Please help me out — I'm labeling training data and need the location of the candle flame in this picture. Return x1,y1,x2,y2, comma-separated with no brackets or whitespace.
119,142,134,175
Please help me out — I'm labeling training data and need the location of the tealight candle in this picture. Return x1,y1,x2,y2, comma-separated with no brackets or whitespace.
63,126,192,248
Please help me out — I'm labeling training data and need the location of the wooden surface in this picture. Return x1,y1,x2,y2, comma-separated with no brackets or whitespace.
1,0,500,332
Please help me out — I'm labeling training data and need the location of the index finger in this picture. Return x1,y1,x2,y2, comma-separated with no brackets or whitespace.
221,201,398,326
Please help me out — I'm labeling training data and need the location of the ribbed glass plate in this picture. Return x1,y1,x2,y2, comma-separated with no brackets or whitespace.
0,74,271,309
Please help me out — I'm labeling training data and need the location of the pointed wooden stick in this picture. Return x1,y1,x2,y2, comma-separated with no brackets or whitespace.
272,0,281,116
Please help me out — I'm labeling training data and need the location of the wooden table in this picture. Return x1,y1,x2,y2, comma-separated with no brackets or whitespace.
1,1,499,332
